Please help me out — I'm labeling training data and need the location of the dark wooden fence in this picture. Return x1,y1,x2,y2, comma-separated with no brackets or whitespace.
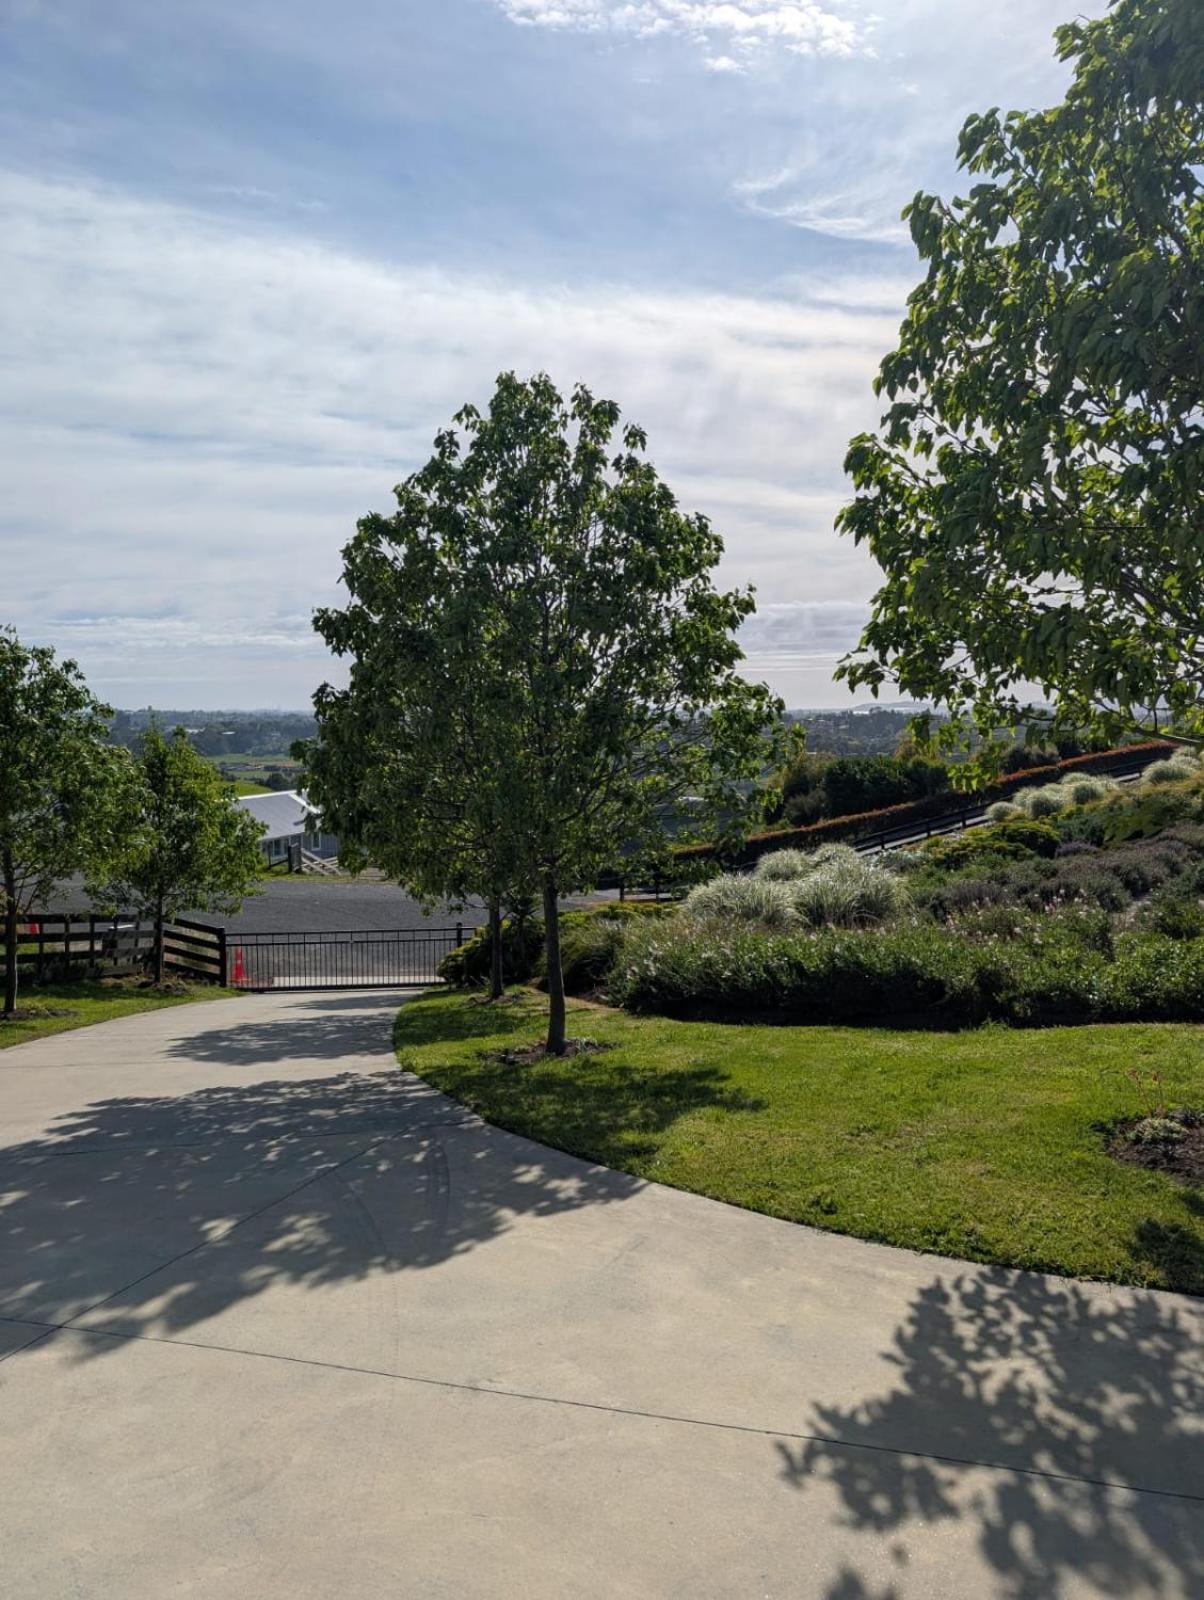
6,914,227,987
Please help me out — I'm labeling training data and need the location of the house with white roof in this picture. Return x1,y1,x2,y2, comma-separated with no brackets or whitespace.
236,791,339,868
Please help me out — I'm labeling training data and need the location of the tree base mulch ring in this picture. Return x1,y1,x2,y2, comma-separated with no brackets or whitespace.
466,993,525,1009
2,1006,76,1023
1108,1118,1204,1185
488,1038,616,1067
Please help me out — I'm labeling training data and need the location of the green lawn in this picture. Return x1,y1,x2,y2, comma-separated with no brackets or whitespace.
1,980,233,1050
395,991,1204,1294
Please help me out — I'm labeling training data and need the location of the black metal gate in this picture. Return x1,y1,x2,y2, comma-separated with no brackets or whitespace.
227,926,471,991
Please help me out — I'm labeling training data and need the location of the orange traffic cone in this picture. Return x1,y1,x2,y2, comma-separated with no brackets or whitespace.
232,947,246,987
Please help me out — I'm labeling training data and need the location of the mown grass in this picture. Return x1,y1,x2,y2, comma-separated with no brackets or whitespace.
395,990,1204,1293
0,980,232,1050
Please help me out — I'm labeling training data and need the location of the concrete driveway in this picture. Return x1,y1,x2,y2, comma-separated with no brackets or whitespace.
2,993,1202,1599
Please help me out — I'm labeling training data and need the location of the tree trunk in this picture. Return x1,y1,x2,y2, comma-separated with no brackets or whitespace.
2,855,18,1019
542,874,566,1056
488,897,504,1001
154,893,166,986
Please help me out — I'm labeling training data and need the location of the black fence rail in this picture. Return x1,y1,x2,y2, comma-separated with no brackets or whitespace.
849,751,1157,856
6,913,227,985
227,926,471,991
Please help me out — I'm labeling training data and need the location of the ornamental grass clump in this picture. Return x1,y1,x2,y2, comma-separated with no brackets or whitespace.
1062,774,1119,805
1141,754,1202,788
682,874,798,932
1021,784,1072,819
790,857,910,929
753,848,813,881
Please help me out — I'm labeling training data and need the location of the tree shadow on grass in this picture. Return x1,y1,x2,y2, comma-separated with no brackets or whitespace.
412,1048,764,1172
779,1269,1204,1599
1128,1189,1204,1295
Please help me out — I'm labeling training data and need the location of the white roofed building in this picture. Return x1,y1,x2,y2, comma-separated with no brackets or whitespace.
235,791,339,868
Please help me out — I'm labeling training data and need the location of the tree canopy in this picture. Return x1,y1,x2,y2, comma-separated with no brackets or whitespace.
305,371,785,1051
837,0,1204,760
0,629,126,1015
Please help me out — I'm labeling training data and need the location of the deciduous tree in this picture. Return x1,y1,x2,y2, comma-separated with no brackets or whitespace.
838,0,1203,762
94,726,264,984
307,372,785,1051
0,630,125,1016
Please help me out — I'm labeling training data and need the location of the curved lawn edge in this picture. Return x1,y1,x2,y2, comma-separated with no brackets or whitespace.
394,989,1204,1296
0,981,234,1052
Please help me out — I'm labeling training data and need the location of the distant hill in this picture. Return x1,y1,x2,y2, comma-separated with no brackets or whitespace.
109,708,316,758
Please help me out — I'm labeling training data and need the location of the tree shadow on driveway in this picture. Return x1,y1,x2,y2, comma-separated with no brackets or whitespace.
778,1268,1204,1599
0,993,753,1361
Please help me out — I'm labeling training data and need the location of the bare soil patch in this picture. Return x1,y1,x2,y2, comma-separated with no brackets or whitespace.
1109,1118,1204,1184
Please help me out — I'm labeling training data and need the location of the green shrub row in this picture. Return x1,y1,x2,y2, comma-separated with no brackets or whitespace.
608,915,1204,1027
437,901,669,993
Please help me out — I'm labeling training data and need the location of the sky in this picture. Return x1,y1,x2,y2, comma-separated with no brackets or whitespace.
2,0,1105,710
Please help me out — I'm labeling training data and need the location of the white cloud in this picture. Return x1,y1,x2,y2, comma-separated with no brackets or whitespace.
1,171,899,705
704,54,745,73
492,1,868,62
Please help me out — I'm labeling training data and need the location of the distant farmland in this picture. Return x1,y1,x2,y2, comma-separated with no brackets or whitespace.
204,752,302,793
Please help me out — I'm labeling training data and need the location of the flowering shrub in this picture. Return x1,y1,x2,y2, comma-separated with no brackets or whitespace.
609,915,1204,1026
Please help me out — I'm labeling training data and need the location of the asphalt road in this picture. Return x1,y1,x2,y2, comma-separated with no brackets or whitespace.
47,874,608,936
216,878,483,936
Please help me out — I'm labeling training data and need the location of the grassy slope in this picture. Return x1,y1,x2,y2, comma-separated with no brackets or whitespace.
0,981,232,1050
396,991,1204,1293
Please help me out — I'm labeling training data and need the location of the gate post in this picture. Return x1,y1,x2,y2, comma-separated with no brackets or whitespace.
217,926,229,987
456,922,464,947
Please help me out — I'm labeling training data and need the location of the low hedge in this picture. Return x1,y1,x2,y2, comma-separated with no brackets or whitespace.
608,915,1204,1027
439,901,669,993
437,918,545,987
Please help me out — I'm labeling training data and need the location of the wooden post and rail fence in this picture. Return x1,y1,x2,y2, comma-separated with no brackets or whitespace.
4,914,227,988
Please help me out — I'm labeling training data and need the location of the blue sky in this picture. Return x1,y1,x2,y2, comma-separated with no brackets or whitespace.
3,0,1104,709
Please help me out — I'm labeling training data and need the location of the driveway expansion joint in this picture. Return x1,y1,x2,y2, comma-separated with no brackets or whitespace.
2,1313,1199,1510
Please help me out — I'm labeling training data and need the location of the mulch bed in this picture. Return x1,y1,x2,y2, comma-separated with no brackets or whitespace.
488,1039,615,1067
1109,1120,1204,1184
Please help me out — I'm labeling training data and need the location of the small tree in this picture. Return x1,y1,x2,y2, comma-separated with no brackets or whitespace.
310,372,785,1053
94,726,265,984
837,0,1204,761
0,629,127,1016
300,639,534,1002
